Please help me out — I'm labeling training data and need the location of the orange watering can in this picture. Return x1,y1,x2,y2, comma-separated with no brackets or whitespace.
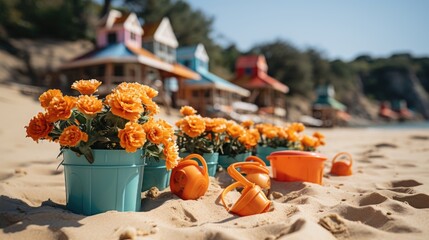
330,152,353,176
170,154,209,200
220,162,271,216
237,156,270,193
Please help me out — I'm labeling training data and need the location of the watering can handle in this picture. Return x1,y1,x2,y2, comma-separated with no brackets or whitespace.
220,181,243,212
332,152,353,167
228,163,257,188
245,156,266,166
235,162,270,175
184,153,208,177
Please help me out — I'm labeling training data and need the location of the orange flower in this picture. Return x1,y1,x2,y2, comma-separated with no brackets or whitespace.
25,112,53,142
313,131,325,140
180,106,197,116
211,118,227,133
145,120,170,145
180,115,206,137
263,126,278,139
71,79,102,95
59,125,88,147
45,96,76,122
76,95,103,116
241,120,254,129
227,122,245,138
239,130,259,149
142,85,158,98
286,128,299,142
163,140,179,170
105,90,143,122
301,135,316,148
118,122,146,152
289,122,305,132
39,89,63,108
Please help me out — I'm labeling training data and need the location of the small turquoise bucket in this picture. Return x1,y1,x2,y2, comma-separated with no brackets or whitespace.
179,152,219,176
141,158,171,191
62,149,144,215
218,152,252,169
256,146,289,166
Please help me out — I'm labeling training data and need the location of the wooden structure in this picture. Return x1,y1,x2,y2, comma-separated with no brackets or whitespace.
312,85,347,127
177,44,250,116
232,55,289,120
58,10,199,102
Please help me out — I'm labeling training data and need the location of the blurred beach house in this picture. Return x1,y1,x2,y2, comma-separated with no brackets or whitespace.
57,10,200,111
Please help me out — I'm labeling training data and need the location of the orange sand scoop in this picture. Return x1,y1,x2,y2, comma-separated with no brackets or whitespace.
170,154,209,200
330,152,353,176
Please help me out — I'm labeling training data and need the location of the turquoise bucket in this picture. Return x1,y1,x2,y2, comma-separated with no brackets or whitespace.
179,152,219,176
256,146,289,166
62,149,144,215
141,158,171,191
218,152,252,169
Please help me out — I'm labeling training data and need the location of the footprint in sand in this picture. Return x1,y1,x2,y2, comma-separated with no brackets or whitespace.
318,214,349,238
391,179,422,188
410,135,429,140
375,143,398,148
393,194,429,209
171,204,198,227
337,205,417,233
359,192,388,206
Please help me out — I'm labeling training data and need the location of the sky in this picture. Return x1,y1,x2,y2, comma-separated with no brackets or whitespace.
185,0,429,61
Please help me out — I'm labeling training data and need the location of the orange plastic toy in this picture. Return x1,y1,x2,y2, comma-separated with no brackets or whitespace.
330,152,353,176
267,150,327,184
170,154,209,200
237,156,270,192
220,162,271,216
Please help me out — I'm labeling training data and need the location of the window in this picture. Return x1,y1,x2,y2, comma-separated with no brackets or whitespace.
130,32,136,41
97,65,106,76
183,60,191,68
107,32,117,44
245,67,253,75
114,64,124,76
192,90,199,98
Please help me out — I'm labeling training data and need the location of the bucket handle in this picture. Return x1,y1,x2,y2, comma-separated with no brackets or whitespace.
234,162,269,175
228,162,259,188
220,181,243,212
183,154,208,177
245,156,266,166
332,152,353,167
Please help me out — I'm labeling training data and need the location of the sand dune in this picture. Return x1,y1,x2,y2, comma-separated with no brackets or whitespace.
1,85,429,239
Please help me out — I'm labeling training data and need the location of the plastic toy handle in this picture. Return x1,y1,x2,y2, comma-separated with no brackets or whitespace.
245,156,266,166
184,153,208,177
239,163,269,175
220,181,243,212
332,152,353,167
228,163,255,188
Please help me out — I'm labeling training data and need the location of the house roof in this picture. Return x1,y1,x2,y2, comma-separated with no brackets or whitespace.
177,44,209,62
142,21,162,38
60,43,200,80
142,18,178,48
233,71,289,93
185,69,250,97
236,55,268,71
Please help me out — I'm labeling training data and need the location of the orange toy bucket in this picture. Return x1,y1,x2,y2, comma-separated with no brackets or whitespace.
330,152,353,176
267,150,327,184
170,154,209,200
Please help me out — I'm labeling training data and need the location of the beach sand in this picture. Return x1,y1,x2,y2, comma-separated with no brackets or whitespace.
1,84,429,240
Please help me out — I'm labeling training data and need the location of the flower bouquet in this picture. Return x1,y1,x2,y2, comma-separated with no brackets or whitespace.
25,79,179,214
217,119,260,169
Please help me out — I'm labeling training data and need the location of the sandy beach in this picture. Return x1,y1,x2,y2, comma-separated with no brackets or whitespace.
1,84,429,240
